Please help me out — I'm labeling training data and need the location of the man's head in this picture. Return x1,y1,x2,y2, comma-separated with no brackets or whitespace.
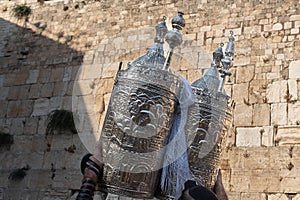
179,180,219,200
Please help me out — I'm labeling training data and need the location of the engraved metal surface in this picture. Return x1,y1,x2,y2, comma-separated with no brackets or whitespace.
186,32,235,189
97,15,183,198
98,66,181,198
186,86,232,189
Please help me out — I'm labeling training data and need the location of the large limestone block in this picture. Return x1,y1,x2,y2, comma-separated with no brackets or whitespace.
243,147,270,170
293,194,300,200
289,60,300,79
253,104,270,126
275,126,300,146
236,127,261,147
280,175,300,193
26,70,39,84
266,80,287,103
288,80,298,101
31,98,50,117
240,193,266,200
268,194,289,200
271,103,288,126
290,15,300,21
249,169,269,192
232,83,249,104
236,65,255,83
230,169,251,192
261,126,274,146
234,104,252,126
273,23,283,31
226,192,241,200
288,101,300,125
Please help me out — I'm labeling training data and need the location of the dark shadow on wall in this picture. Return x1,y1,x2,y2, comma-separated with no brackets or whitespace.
0,17,91,199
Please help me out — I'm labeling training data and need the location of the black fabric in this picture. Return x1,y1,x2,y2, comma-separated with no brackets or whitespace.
180,180,219,200
188,185,218,200
184,180,197,189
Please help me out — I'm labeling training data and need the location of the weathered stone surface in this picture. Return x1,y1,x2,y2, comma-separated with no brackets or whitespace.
290,15,300,21
7,100,21,118
273,23,283,31
230,169,251,192
0,100,8,118
289,60,300,79
241,193,266,200
0,87,8,100
236,127,261,147
267,80,288,103
50,68,65,82
38,69,51,83
10,117,25,135
253,104,270,126
276,126,300,146
293,194,300,200
23,117,38,135
40,83,54,98
26,70,39,84
288,80,298,101
261,126,274,146
18,100,34,117
288,101,300,125
291,28,300,34
28,84,41,99
280,175,300,193
7,86,21,100
73,80,93,96
227,192,241,200
268,194,289,200
234,56,251,66
18,85,30,100
234,104,252,126
232,83,249,104
31,98,50,117
271,103,288,126
236,65,255,83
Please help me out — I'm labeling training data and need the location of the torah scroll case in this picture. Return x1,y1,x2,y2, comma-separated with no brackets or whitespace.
98,13,187,199
186,32,235,189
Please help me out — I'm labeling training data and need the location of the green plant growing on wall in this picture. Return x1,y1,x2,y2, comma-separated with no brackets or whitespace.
12,4,32,19
0,132,14,151
46,110,77,135
8,165,30,181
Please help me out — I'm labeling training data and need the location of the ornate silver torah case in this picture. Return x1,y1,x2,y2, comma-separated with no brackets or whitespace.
98,13,185,198
186,32,235,189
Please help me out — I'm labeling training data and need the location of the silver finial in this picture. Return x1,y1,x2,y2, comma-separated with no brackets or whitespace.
154,16,168,44
221,31,235,70
163,12,185,70
225,31,235,57
212,43,224,68
218,31,235,92
171,11,185,30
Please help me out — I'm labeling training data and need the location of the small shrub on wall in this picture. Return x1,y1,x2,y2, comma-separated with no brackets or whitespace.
46,110,77,135
11,4,32,19
0,132,14,151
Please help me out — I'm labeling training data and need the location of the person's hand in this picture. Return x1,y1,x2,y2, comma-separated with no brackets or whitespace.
213,170,228,200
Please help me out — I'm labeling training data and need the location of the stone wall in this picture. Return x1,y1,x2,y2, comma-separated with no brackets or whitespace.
0,0,300,199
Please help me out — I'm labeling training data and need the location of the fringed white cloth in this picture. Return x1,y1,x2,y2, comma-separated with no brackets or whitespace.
160,77,195,200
